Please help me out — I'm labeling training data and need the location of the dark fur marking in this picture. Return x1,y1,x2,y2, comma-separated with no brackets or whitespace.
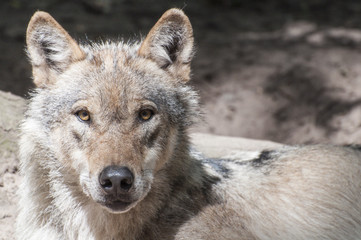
146,89,187,127
165,34,180,63
39,39,58,69
251,150,274,168
201,175,222,204
146,127,160,148
142,161,221,239
72,131,81,143
199,151,277,173
205,157,250,167
344,144,361,152
159,27,184,68
202,158,231,178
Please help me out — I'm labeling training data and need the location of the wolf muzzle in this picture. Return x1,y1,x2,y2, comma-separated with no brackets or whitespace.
98,165,136,212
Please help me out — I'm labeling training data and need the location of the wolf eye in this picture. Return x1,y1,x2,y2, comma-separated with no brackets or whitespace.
76,110,90,122
139,109,153,121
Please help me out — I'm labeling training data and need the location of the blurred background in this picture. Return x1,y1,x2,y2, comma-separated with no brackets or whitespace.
2,0,361,144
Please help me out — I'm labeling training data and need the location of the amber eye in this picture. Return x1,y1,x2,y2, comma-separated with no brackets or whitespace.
139,109,153,121
76,110,90,122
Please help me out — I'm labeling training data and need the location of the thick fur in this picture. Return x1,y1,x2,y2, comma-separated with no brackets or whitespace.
17,9,361,240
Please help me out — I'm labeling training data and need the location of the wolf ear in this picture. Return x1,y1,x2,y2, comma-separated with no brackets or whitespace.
26,11,85,87
138,9,194,82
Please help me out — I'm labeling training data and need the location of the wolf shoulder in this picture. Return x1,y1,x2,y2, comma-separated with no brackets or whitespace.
200,144,361,181
179,145,361,240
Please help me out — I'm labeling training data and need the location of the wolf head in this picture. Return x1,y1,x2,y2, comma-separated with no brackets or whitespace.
24,9,200,213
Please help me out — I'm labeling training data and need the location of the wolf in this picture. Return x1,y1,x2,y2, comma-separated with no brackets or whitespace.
16,8,361,240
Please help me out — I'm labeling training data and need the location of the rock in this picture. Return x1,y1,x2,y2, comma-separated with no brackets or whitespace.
0,91,26,240
0,91,26,178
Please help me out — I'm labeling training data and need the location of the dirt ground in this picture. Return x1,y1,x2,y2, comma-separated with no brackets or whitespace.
2,0,361,238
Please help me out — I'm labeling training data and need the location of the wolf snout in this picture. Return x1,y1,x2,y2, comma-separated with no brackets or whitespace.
99,166,134,194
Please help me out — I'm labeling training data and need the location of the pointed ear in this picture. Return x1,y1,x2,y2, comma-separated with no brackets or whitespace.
138,9,194,82
26,11,85,87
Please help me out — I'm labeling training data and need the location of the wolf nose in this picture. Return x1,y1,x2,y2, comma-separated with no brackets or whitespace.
99,166,134,194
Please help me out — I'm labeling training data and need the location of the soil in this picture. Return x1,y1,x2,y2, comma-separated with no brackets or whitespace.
2,0,361,239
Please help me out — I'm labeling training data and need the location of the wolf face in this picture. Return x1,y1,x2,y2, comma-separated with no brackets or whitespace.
25,9,199,213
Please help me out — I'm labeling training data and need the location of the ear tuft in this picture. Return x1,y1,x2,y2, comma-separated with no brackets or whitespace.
138,9,194,82
26,11,85,87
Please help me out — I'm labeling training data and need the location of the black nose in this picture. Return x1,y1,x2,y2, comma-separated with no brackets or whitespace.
99,166,134,194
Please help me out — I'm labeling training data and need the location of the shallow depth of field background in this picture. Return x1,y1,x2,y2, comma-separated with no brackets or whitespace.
2,0,361,145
